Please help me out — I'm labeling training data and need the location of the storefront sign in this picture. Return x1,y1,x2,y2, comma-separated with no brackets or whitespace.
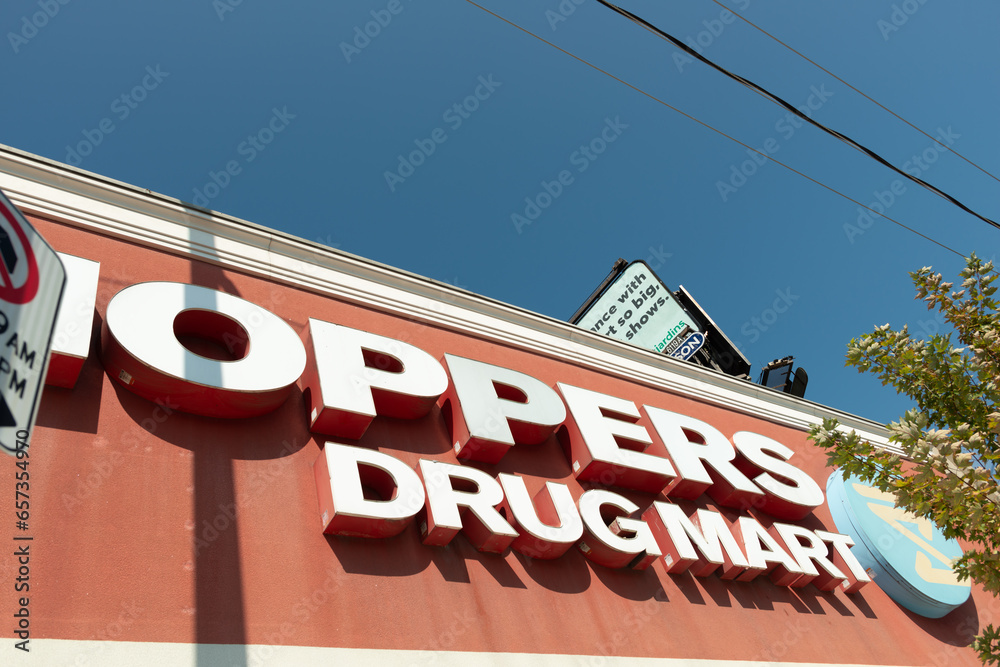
34,264,871,596
827,472,969,616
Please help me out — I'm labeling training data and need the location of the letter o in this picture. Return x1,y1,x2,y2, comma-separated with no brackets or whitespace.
761,308,778,326
102,282,307,418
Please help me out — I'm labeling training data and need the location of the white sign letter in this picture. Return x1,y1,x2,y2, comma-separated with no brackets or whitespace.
102,282,306,418
304,320,448,439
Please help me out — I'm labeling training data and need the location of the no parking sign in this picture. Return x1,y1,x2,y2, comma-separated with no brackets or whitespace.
0,189,65,455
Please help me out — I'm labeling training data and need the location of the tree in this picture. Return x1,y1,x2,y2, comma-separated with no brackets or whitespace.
808,253,1000,664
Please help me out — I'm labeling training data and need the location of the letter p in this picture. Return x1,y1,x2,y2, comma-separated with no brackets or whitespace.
303,320,449,440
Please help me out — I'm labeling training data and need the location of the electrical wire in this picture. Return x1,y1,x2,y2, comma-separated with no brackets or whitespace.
592,0,1000,233
460,0,963,257
708,0,1000,187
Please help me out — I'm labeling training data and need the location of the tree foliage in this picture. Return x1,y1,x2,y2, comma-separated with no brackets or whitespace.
809,253,1000,664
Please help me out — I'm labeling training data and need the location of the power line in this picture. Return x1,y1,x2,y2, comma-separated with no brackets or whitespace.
708,0,1000,187
460,0,963,257
592,0,1000,233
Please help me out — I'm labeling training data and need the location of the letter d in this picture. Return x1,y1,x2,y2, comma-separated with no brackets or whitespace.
192,188,209,208
39,0,60,18
396,154,414,178
415,137,436,157
83,127,105,147
94,459,113,478
201,521,219,541
353,25,370,48
542,179,563,199
703,18,724,36
65,144,81,167
729,164,747,188
20,16,38,39
523,197,541,220
874,188,894,209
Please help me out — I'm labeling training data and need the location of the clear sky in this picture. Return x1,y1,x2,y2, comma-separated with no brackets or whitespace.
2,0,997,425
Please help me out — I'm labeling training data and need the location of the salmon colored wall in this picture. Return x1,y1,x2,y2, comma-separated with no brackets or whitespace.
0,214,991,665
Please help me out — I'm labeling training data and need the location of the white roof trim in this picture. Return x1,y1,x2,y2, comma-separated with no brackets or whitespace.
0,144,895,453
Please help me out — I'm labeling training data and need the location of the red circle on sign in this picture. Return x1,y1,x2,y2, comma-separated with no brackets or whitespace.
0,201,40,304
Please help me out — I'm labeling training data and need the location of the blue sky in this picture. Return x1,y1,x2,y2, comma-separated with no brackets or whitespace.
2,0,998,425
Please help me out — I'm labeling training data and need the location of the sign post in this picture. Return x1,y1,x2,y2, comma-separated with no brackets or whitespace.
0,189,66,455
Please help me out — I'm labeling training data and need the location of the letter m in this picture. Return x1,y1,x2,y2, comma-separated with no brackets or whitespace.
645,502,749,578
17,342,35,370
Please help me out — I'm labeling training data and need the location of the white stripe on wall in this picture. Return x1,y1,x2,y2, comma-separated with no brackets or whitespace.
5,638,919,667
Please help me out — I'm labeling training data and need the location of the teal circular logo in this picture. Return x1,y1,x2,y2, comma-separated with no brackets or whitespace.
827,471,970,618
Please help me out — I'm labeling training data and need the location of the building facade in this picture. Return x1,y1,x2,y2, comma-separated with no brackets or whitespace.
0,145,990,666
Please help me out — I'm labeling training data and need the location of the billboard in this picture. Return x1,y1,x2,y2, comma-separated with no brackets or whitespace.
574,260,700,356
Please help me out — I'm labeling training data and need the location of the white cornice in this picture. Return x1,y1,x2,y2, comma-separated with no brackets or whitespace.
0,144,895,453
